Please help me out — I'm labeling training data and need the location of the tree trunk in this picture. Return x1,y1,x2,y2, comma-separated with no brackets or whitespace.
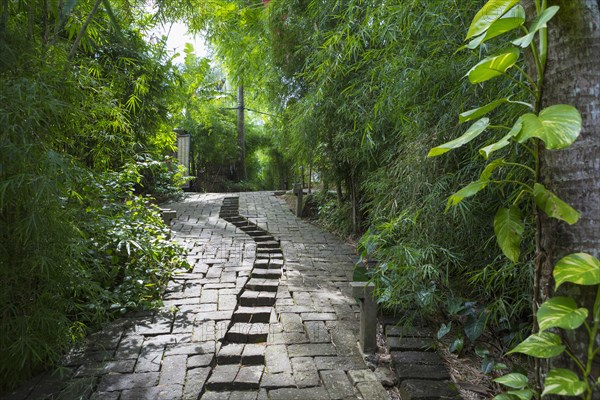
237,84,246,181
536,0,600,389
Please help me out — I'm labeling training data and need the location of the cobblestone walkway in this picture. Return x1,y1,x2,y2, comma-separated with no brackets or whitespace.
7,192,390,400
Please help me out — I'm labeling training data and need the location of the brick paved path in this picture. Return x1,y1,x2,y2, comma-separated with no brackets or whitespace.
8,192,390,400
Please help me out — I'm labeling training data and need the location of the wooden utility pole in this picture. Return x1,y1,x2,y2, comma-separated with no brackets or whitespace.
237,84,246,180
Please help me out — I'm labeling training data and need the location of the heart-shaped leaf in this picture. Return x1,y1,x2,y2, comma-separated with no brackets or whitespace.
494,206,524,263
437,322,452,339
507,332,565,358
428,118,490,157
494,373,528,389
465,5,526,49
513,6,560,48
460,98,508,123
466,0,521,39
542,369,586,396
467,48,520,83
537,297,588,331
554,253,600,289
533,183,581,225
516,105,582,149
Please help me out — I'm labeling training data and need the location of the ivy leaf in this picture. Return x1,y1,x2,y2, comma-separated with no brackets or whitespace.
513,6,560,48
537,297,588,332
467,48,520,84
516,105,582,149
449,337,464,354
460,98,508,123
464,5,526,49
465,311,487,342
466,0,521,39
507,332,565,358
447,181,488,209
494,207,524,263
494,373,528,389
542,369,586,396
554,253,600,289
533,183,581,225
494,395,518,400
480,118,522,159
428,118,490,157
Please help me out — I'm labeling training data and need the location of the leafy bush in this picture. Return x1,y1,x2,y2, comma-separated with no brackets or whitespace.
130,155,189,202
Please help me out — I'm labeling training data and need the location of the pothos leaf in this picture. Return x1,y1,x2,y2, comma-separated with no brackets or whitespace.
467,48,520,84
480,118,522,159
428,118,489,157
533,183,581,225
447,181,488,208
466,0,521,39
464,5,526,49
459,98,508,123
494,372,528,389
516,105,582,149
537,297,588,331
507,332,565,358
554,253,600,289
494,206,524,263
513,6,560,48
542,369,586,397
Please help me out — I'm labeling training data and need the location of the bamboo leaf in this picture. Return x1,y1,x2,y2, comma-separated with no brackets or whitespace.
542,369,586,397
537,297,588,331
533,183,581,225
512,6,560,48
507,332,565,358
467,48,520,83
466,0,521,39
554,253,600,289
428,118,490,157
494,373,528,389
516,105,582,149
494,206,524,263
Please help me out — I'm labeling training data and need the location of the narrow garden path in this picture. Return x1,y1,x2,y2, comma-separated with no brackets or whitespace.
8,192,392,400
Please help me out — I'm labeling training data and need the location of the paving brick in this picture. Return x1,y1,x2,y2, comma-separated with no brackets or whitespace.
391,351,443,365
229,391,259,400
279,313,304,333
183,367,210,399
356,381,390,400
234,365,264,389
347,369,379,386
265,345,292,374
134,347,164,373
321,370,355,399
260,372,295,389
245,279,279,292
226,323,270,343
187,353,214,368
395,363,450,381
301,313,337,321
268,387,329,400
120,384,183,400
233,306,272,323
159,355,187,386
387,337,434,352
242,343,266,365
313,356,366,371
97,372,159,392
206,364,240,390
399,379,461,399
217,343,245,364
287,343,337,358
291,357,320,388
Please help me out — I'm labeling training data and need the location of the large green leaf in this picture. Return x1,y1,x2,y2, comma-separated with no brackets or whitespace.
467,48,520,83
428,118,489,157
447,181,488,208
494,373,528,389
494,207,524,263
480,118,522,159
533,183,581,225
506,389,534,400
513,6,560,48
537,297,588,332
460,99,508,123
542,369,586,397
465,5,526,49
507,332,565,358
466,0,521,39
554,253,600,289
516,105,582,149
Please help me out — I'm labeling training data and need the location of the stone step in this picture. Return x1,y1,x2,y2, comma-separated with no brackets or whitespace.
233,306,272,323
240,291,277,307
216,343,266,366
256,241,280,249
251,269,282,279
206,365,264,391
225,323,269,343
244,230,268,237
245,279,279,292
253,236,276,242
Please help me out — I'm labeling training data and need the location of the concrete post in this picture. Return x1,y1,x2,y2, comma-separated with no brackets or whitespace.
350,281,377,353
